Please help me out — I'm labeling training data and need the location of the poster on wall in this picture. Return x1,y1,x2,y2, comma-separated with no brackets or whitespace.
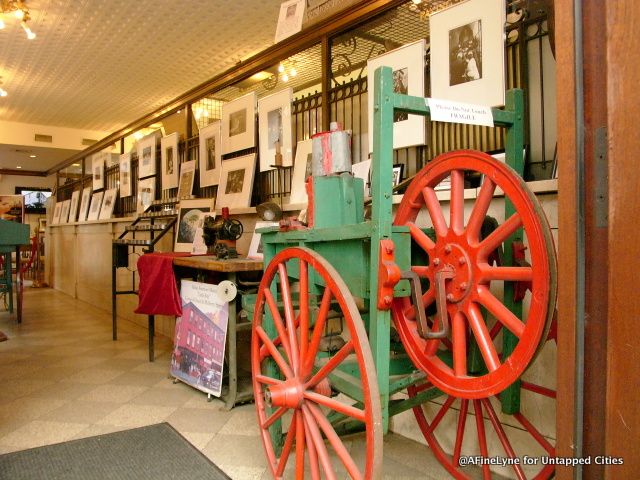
0,195,25,223
170,280,229,397
429,0,506,107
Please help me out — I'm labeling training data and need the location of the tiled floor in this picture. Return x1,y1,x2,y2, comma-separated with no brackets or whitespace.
0,288,449,479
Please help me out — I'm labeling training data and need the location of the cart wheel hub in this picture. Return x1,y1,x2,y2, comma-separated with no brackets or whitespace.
266,378,305,409
433,242,472,303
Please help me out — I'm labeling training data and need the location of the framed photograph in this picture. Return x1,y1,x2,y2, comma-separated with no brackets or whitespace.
60,200,71,224
351,159,372,197
174,198,215,252
247,221,279,259
161,133,180,191
137,177,156,214
92,153,104,191
68,190,80,223
430,0,506,107
392,164,405,187
258,88,293,172
177,160,196,200
38,218,47,231
78,187,92,222
217,154,256,210
274,0,305,43
87,191,104,221
221,91,256,154
0,195,24,223
288,139,313,205
367,39,426,152
51,202,62,225
198,121,222,187
137,133,157,179
119,153,132,198
99,188,118,220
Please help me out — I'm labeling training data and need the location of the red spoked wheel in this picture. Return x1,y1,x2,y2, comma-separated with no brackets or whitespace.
252,247,383,480
407,325,558,479
392,150,556,399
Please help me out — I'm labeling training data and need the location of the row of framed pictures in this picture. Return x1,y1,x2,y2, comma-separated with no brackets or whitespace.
51,187,118,225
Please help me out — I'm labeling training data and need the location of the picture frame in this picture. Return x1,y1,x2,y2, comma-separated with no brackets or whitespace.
258,88,293,172
137,133,157,179
161,133,180,191
92,153,104,191
221,91,256,155
274,0,305,44
38,218,47,232
351,159,372,197
0,195,24,223
119,153,132,198
87,191,104,221
247,221,279,259
429,0,506,107
174,198,215,253
198,121,222,187
177,160,196,200
68,190,80,223
99,188,118,220
78,187,92,222
217,154,257,210
392,164,405,187
60,200,71,224
288,139,313,205
137,177,156,214
52,202,62,225
367,39,426,152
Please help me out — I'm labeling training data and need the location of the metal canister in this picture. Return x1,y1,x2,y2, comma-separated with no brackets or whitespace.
311,122,351,176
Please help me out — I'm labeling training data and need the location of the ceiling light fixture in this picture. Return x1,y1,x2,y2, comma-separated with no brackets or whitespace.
16,165,22,169
0,0,36,39
29,154,36,158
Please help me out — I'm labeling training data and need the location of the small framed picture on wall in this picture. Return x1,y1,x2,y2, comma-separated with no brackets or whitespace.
198,121,222,187
161,133,180,191
221,92,256,155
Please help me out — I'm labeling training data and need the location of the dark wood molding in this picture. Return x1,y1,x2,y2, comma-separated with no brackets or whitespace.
0,168,48,177
47,0,406,175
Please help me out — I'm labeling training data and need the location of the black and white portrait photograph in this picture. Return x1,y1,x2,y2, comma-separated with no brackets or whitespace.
229,110,247,137
142,146,152,166
206,137,216,171
393,68,409,122
449,20,482,86
286,3,297,18
225,169,245,194
165,147,174,175
94,166,101,181
268,108,283,150
179,170,194,198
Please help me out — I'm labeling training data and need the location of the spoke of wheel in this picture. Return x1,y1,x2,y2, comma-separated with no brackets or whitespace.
260,315,301,361
303,413,321,480
278,264,300,374
302,405,337,480
479,213,523,257
306,340,354,388
428,396,456,434
262,406,288,430
407,222,436,252
411,265,430,277
452,399,469,464
482,399,526,480
466,303,500,372
412,381,433,394
403,287,435,320
422,187,448,237
255,375,283,386
473,400,492,480
263,287,294,364
256,326,294,379
303,287,332,376
466,177,496,242
307,402,363,480
275,410,297,477
304,390,366,422
480,265,533,282
452,311,467,376
513,412,555,455
521,381,556,399
450,170,465,234
293,412,305,479
476,286,525,338
299,260,310,374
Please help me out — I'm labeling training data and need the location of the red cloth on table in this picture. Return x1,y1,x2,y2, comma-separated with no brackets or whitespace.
134,252,192,316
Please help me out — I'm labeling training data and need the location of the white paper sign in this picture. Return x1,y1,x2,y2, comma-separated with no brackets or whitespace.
427,98,494,127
